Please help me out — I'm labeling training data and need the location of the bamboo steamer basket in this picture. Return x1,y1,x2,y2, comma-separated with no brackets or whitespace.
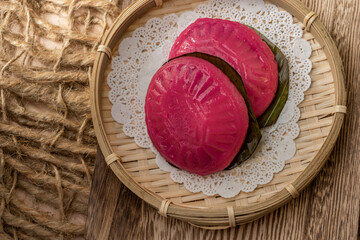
90,0,346,228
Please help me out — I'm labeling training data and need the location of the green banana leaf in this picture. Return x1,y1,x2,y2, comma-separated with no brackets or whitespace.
252,28,290,128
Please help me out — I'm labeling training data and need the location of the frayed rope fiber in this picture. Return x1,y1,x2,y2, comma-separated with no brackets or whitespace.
0,0,125,238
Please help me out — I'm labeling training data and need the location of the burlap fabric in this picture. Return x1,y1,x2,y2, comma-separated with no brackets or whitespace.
0,0,129,239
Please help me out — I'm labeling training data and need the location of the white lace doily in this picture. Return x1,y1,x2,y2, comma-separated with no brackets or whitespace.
108,0,312,198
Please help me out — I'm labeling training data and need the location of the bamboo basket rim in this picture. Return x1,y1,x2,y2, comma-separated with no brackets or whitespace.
90,0,346,228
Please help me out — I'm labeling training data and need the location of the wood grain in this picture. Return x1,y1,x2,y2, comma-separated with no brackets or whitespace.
85,0,360,239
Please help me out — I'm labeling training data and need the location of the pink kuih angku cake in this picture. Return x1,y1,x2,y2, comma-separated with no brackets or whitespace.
169,18,278,118
145,57,249,176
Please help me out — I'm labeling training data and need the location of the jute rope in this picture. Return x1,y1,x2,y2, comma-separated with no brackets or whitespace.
0,0,123,238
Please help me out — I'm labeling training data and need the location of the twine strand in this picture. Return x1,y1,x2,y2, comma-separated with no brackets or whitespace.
0,149,4,183
0,198,5,232
17,179,88,214
0,135,94,173
1,89,7,122
56,84,68,118
50,127,65,148
84,9,92,34
0,51,25,76
4,94,96,138
4,153,90,194
77,115,90,143
6,171,17,204
0,122,96,156
0,11,11,30
79,156,92,185
2,209,55,237
24,4,31,43
53,165,65,222
53,39,71,72
12,227,18,240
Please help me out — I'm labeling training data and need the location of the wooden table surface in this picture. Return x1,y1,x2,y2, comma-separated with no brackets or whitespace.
85,0,360,239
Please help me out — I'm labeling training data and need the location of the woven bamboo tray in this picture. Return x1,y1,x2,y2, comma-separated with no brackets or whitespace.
90,0,346,228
